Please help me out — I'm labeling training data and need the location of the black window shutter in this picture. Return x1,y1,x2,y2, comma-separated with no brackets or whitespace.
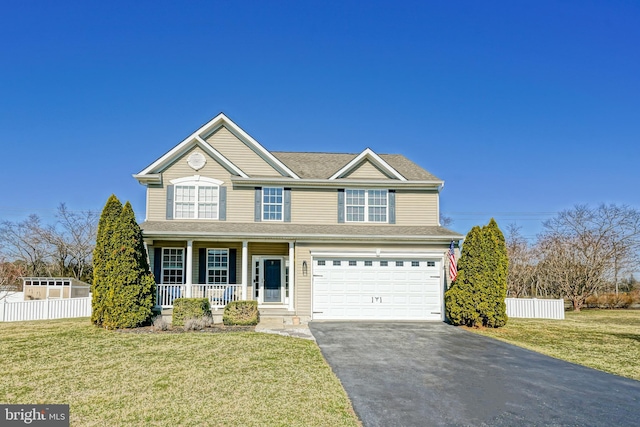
229,249,237,284
388,190,396,224
218,186,227,221
337,189,345,223
254,188,262,222
166,185,174,220
153,248,162,284
199,248,206,284
284,188,291,222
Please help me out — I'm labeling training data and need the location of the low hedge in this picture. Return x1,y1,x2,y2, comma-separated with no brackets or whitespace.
172,298,211,326
223,300,259,326
585,292,639,309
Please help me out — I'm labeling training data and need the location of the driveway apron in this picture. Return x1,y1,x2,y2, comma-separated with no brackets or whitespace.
310,322,640,427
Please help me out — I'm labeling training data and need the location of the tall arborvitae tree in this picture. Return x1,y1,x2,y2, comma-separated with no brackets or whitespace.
445,225,484,326
445,218,509,328
102,202,156,329
91,195,123,325
482,218,508,327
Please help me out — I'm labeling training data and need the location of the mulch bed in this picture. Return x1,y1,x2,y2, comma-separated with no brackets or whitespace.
117,325,256,334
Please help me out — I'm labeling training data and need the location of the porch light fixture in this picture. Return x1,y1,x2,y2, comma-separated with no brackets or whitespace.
302,261,308,276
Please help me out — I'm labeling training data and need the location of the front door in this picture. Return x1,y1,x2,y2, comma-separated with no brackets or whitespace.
264,259,282,302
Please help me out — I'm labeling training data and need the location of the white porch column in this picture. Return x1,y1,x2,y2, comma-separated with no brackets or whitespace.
185,240,193,298
143,240,153,268
288,241,295,311
241,241,248,300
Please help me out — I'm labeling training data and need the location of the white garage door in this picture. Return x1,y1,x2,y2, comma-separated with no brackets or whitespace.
312,258,442,320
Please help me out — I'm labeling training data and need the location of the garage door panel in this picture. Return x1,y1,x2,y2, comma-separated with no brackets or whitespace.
312,257,442,320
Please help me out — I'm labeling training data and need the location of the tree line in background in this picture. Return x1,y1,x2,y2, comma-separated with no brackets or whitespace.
0,204,98,289
506,204,640,311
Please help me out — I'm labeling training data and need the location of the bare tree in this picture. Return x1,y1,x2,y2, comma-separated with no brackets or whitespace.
46,204,98,281
505,224,537,297
536,204,640,311
0,204,98,281
440,213,453,227
0,257,26,301
0,214,55,276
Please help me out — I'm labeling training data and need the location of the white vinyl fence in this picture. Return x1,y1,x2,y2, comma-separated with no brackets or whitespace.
506,298,565,320
0,297,91,322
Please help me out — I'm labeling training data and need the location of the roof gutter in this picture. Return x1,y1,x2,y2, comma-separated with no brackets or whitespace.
140,229,464,242
230,177,444,189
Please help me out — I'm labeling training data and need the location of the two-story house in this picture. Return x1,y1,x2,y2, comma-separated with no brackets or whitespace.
134,113,462,323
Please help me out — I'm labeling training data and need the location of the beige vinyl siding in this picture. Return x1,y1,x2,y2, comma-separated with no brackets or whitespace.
227,187,254,222
294,244,312,317
290,188,337,224
395,190,439,226
343,160,394,179
146,146,255,222
248,242,289,256
205,126,283,177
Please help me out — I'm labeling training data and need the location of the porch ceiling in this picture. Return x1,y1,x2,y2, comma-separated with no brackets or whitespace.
140,221,463,242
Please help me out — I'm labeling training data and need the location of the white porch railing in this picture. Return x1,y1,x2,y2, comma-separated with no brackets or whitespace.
191,284,243,309
0,297,91,322
156,285,186,308
155,284,243,309
506,298,565,320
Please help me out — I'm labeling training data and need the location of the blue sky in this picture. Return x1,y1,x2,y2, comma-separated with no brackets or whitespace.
1,0,638,240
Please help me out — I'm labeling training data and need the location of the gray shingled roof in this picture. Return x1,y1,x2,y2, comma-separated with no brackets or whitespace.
141,221,462,241
271,152,441,181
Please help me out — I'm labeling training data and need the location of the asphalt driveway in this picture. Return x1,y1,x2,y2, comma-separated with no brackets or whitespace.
309,322,640,427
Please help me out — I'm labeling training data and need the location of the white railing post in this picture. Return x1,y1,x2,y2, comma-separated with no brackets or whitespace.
288,241,295,311
1,298,5,322
186,240,193,298
241,241,248,300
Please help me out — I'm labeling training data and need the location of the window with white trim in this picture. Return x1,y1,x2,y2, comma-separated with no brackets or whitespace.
162,248,184,284
207,249,228,284
345,189,388,222
262,187,283,221
172,176,221,219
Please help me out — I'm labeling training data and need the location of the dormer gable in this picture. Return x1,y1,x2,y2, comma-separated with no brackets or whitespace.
329,148,407,181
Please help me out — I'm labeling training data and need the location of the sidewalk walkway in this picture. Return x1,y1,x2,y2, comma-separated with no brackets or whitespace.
255,321,315,340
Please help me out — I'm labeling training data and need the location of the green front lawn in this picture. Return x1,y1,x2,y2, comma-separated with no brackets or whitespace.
470,309,640,381
0,319,360,427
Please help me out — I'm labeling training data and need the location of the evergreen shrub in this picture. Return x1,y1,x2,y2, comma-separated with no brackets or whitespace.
172,298,211,327
445,218,509,328
223,300,259,326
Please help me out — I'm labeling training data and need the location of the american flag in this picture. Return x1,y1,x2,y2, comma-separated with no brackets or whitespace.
448,241,457,282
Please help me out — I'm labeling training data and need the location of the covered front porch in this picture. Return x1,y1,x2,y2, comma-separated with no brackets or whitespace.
147,239,296,313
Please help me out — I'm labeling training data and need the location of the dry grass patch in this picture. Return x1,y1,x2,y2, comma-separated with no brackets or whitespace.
470,309,640,381
0,318,360,427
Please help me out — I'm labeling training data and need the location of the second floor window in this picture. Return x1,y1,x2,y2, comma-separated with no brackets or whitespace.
171,176,223,220
263,187,283,221
346,189,388,222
